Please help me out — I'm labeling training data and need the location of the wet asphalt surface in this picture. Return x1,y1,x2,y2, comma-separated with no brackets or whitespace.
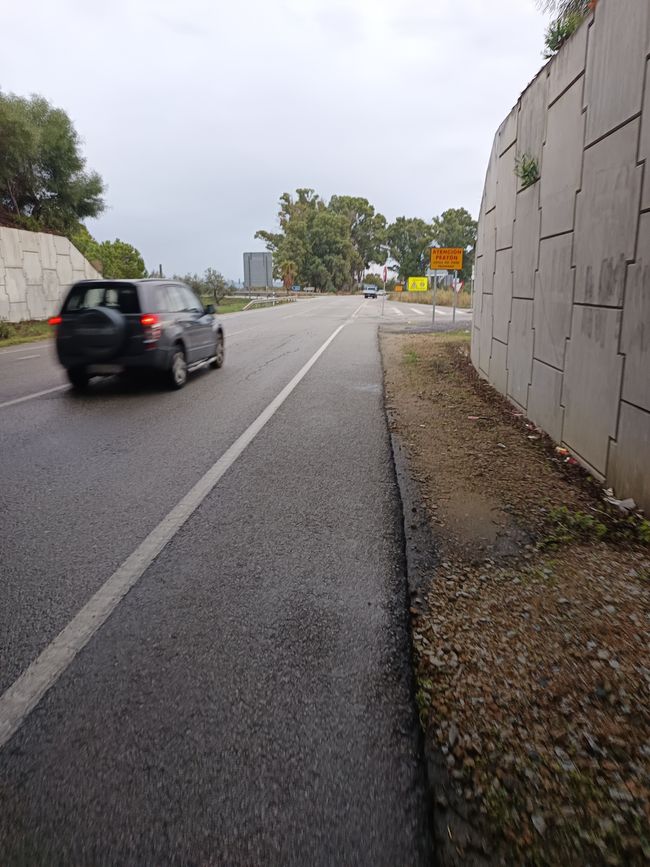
0,297,467,865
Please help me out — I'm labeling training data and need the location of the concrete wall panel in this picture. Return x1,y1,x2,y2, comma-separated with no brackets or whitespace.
493,250,512,344
639,60,650,211
496,146,516,250
517,71,548,176
497,106,518,156
479,294,493,376
620,214,650,412
584,0,648,144
0,227,100,322
484,143,498,215
490,339,508,395
609,402,650,511
513,184,540,299
573,120,641,306
534,235,574,370
548,15,589,105
507,299,534,408
563,306,623,473
482,209,497,296
541,80,585,237
528,360,564,442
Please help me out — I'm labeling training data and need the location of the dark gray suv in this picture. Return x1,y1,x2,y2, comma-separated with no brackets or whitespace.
50,279,224,390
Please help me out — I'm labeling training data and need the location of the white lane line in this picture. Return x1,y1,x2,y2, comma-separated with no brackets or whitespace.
0,343,52,356
0,302,365,751
410,307,426,316
0,385,68,410
391,307,404,317
12,354,41,361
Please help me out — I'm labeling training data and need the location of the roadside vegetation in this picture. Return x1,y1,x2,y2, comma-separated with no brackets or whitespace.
382,330,649,865
388,289,472,308
538,1,594,58
0,319,51,348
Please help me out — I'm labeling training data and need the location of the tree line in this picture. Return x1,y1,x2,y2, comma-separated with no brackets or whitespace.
256,189,477,292
0,90,146,279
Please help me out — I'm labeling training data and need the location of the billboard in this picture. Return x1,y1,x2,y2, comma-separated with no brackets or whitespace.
243,252,273,289
407,276,429,292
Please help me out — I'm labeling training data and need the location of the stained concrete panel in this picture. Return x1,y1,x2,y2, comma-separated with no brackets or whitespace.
620,214,650,412
533,234,574,370
563,305,623,473
0,231,22,268
528,360,565,443
479,294,494,376
507,299,534,408
38,233,57,270
484,143,498,215
639,60,650,211
548,14,589,105
513,184,540,299
573,120,642,306
608,402,650,513
492,249,512,344
482,209,496,295
541,80,585,237
5,268,27,303
496,146,516,250
23,251,43,285
18,230,40,254
69,245,89,271
497,106,518,156
56,254,73,286
471,323,480,369
517,71,548,185
584,0,648,144
53,236,70,255
490,339,508,395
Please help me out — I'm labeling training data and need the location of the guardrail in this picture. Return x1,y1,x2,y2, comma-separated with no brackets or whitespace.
242,296,295,311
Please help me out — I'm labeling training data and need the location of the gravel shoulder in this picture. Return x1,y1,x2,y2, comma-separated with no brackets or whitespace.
381,330,650,866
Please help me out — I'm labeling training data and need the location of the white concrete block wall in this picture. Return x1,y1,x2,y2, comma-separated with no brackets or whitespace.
471,0,650,511
0,226,100,322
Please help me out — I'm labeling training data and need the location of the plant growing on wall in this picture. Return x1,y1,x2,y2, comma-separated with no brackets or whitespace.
537,0,595,57
515,154,540,189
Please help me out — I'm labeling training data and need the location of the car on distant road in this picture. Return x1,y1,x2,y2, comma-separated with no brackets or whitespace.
363,284,378,299
49,279,224,391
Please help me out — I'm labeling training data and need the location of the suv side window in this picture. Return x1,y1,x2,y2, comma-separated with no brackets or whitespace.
166,285,186,313
180,285,204,314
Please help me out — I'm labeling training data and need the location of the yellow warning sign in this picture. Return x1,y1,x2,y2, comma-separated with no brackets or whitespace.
430,248,464,270
407,276,429,292
394,283,404,293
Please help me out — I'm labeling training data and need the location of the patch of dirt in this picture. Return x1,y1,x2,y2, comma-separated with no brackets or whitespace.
381,331,650,866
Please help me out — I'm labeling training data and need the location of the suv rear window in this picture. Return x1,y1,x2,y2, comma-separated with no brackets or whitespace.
64,283,141,315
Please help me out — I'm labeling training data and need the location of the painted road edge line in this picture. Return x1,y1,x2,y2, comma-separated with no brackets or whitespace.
0,306,363,750
0,385,68,410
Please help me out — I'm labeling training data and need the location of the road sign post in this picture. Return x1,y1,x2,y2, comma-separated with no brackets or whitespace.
431,272,437,324
452,270,457,323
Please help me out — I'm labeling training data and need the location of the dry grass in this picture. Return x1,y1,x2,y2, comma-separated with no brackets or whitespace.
388,290,472,308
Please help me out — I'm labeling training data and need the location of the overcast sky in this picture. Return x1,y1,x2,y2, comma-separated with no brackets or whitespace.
4,0,549,279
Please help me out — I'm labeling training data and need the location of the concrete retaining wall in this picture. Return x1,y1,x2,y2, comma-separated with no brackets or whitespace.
0,227,100,323
471,0,650,511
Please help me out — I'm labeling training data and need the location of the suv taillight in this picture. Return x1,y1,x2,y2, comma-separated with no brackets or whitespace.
48,316,62,326
140,313,161,345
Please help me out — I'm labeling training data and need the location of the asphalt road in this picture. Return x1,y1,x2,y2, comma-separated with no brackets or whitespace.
0,296,465,865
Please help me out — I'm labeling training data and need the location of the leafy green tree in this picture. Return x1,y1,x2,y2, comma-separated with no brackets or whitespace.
386,217,432,281
537,1,592,57
71,228,146,279
430,207,477,281
328,195,387,284
256,189,359,292
0,91,105,232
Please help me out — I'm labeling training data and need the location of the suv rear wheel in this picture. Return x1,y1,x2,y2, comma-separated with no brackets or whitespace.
67,367,89,390
168,346,187,389
210,332,224,369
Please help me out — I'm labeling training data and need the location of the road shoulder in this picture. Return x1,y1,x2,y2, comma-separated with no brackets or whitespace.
380,329,650,866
